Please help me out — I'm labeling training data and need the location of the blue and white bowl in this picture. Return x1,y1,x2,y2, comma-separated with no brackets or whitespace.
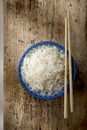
17,41,76,100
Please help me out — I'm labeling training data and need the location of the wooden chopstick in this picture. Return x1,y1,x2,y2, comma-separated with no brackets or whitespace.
67,12,74,113
64,12,73,118
64,17,68,118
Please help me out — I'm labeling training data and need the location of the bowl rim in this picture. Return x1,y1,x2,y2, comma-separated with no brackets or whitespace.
17,41,77,100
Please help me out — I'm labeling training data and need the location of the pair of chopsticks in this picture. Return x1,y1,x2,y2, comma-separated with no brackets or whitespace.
64,12,73,118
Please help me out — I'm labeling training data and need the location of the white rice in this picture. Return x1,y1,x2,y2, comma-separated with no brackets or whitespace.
21,45,65,95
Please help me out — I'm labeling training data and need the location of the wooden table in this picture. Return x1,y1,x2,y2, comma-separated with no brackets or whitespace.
4,0,87,130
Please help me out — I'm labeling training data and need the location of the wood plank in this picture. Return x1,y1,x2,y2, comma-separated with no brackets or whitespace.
4,0,87,130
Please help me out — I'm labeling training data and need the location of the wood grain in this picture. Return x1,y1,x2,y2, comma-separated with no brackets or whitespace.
4,0,87,130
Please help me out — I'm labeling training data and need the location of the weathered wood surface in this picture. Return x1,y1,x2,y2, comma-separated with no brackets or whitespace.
4,0,87,130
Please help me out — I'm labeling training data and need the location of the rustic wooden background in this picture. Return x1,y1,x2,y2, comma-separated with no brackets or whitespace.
4,0,87,130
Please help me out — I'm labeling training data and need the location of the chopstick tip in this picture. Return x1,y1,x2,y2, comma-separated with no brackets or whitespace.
67,11,70,18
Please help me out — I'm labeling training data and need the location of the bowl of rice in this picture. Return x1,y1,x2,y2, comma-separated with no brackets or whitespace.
17,41,76,100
